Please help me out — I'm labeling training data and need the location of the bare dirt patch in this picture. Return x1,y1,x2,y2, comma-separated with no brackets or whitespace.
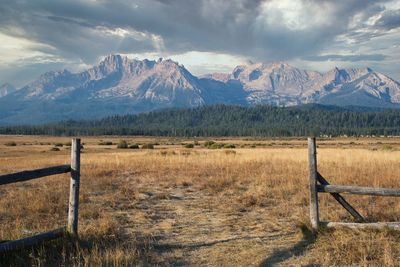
114,181,307,266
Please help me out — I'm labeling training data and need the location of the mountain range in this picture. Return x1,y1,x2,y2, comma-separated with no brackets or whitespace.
0,54,399,125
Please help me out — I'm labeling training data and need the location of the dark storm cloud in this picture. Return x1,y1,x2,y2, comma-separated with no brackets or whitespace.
339,6,400,44
0,0,393,64
0,0,167,62
303,54,386,62
375,9,400,30
1,0,400,86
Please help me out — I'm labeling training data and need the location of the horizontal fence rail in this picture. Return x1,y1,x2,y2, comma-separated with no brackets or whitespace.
321,221,400,231
0,138,81,253
0,228,66,253
308,137,400,232
317,184,400,197
0,165,71,186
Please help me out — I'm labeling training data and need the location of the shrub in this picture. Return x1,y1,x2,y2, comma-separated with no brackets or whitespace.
117,140,128,149
204,141,215,147
209,143,224,149
50,147,60,151
54,143,63,147
4,141,17,146
184,143,194,148
129,144,140,149
142,143,154,149
98,141,113,145
223,144,236,149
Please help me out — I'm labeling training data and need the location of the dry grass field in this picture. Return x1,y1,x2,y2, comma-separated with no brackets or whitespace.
1,135,400,266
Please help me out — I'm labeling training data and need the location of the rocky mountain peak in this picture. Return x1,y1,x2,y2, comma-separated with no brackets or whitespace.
32,69,73,88
324,67,372,85
152,59,196,82
98,54,126,72
102,54,124,65
230,61,320,98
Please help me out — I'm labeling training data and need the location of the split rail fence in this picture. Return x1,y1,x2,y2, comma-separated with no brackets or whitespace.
0,138,81,253
308,137,400,231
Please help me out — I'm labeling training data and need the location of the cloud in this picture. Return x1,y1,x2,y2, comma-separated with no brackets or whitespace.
0,1,165,63
0,0,399,84
375,9,400,30
303,54,386,62
0,0,389,60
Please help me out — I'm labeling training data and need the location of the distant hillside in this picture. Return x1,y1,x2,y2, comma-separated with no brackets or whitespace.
1,104,400,137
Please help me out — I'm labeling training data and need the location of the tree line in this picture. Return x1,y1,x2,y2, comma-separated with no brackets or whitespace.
1,104,400,137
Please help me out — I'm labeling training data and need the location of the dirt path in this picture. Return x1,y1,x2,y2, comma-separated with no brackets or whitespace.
109,180,312,266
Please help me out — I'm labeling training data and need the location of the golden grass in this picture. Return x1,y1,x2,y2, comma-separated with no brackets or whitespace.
0,136,400,266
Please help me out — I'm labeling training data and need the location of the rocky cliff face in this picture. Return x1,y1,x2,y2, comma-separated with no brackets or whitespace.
228,62,322,105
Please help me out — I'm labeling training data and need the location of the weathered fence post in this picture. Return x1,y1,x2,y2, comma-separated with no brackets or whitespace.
68,138,81,236
308,137,319,232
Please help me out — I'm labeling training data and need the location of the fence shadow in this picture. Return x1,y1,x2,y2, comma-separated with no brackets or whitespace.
259,225,317,267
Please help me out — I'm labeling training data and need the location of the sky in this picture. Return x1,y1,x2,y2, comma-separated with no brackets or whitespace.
0,0,399,87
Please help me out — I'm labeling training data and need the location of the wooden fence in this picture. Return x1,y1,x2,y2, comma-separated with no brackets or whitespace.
308,137,400,232
0,138,81,253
